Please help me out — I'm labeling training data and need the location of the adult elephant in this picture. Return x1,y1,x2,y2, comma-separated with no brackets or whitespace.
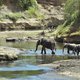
35,38,56,54
63,43,77,55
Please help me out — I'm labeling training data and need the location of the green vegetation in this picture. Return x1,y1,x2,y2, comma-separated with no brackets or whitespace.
6,13,23,23
55,0,80,37
0,0,44,21
27,7,44,19
64,0,80,25
0,0,3,6
18,0,38,10
17,0,43,19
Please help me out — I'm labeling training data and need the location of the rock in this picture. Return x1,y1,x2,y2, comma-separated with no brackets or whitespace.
6,37,18,42
0,47,21,61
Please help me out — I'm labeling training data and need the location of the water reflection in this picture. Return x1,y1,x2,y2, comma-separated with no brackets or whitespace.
36,54,55,64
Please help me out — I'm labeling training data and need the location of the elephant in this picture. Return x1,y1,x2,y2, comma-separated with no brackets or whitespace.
63,43,77,55
63,43,79,55
35,38,56,54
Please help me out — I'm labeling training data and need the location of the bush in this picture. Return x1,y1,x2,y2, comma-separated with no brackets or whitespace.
6,13,23,23
18,0,38,10
0,0,3,6
27,7,44,19
64,0,80,25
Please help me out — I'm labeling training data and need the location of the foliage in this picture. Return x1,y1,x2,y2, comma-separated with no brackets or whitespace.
0,0,3,6
6,13,23,23
18,0,38,10
27,7,44,19
64,0,80,26
55,0,80,36
17,0,43,18
54,20,75,36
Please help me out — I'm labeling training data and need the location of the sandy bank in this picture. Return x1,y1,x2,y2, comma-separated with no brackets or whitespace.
39,59,80,79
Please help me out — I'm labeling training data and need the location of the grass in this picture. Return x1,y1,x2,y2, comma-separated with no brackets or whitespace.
26,7,44,19
6,12,23,22
53,20,76,37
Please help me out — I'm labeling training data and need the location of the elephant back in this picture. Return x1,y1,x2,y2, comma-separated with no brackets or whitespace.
40,38,56,49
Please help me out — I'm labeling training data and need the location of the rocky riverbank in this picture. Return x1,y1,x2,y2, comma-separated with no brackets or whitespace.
39,59,80,79
0,46,21,61
55,35,80,43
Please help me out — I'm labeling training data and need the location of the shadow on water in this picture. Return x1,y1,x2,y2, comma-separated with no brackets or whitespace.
35,54,55,64
20,54,55,64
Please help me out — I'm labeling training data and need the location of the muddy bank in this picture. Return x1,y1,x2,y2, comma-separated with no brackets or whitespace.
39,59,80,79
55,35,80,44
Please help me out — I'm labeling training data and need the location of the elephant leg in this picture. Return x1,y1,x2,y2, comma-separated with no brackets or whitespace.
77,51,79,57
73,51,75,55
43,47,46,54
41,46,44,54
51,49,55,54
73,49,75,55
52,51,55,54
67,49,70,54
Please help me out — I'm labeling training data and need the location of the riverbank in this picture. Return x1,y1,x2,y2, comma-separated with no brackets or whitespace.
0,30,49,38
0,30,80,44
39,59,80,79
0,46,21,61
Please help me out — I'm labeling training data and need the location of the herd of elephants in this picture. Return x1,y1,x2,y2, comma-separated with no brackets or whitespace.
35,38,80,56
6,37,80,56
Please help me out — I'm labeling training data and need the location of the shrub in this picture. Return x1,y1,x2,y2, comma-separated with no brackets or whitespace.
0,0,3,6
6,13,23,23
64,0,80,25
27,7,44,19
18,0,38,10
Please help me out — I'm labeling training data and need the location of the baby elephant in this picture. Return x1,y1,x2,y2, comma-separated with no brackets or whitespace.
63,43,80,56
35,38,56,54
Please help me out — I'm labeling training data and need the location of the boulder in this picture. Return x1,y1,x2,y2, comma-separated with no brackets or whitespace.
0,47,21,61
6,37,18,42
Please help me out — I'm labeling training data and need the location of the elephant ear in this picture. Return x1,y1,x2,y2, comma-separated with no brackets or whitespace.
38,38,42,45
40,38,44,43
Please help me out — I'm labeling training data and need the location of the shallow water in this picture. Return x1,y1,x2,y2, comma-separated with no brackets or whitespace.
0,40,77,80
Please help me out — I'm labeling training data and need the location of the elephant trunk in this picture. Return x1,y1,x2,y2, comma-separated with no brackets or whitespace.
35,41,39,52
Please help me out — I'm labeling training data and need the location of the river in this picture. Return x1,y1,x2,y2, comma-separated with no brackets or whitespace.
0,39,77,80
